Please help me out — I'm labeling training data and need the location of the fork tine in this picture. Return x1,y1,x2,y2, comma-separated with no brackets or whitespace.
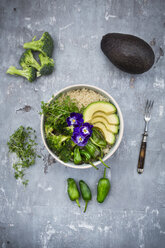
148,100,152,110
145,100,154,117
148,100,154,114
145,100,149,113
150,100,154,110
145,100,151,115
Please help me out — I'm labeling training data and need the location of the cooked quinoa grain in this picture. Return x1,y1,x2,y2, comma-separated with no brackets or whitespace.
59,88,108,109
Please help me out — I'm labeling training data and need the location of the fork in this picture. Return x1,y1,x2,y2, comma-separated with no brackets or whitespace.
137,100,154,174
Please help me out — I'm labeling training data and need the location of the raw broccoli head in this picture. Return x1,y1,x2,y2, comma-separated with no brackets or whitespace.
46,134,70,152
19,49,40,71
23,32,54,57
37,53,54,76
6,66,36,82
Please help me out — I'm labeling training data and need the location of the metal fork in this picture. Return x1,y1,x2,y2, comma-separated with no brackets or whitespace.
137,100,154,174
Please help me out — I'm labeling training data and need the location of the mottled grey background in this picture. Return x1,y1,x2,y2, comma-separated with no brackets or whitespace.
0,0,165,247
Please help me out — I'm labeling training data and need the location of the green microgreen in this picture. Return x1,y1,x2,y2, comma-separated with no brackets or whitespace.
40,95,81,133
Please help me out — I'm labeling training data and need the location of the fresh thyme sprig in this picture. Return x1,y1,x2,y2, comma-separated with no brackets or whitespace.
7,126,40,186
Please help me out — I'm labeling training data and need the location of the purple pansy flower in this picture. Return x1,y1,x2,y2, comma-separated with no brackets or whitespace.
79,123,93,138
66,112,84,127
67,112,93,147
71,132,89,147
71,123,93,146
73,126,80,134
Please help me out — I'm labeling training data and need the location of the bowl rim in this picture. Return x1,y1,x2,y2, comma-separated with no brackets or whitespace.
41,84,124,169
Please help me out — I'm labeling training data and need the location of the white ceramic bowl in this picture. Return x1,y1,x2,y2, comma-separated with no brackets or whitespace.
41,84,124,169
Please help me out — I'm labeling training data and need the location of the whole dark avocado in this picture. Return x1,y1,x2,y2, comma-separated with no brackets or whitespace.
101,33,155,74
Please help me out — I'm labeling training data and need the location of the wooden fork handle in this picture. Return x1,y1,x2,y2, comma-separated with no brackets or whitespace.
137,133,147,174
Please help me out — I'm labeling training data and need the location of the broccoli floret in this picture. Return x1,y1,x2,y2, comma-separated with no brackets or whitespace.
6,66,36,82
47,134,70,152
63,126,74,136
37,53,54,76
59,139,76,162
20,50,54,77
23,32,54,57
19,49,41,71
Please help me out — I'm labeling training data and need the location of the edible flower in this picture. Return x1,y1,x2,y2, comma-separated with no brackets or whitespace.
67,112,93,147
79,123,93,137
72,124,93,147
66,112,84,127
71,132,89,147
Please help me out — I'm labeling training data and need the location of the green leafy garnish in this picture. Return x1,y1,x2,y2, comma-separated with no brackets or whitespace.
41,95,80,133
7,126,39,185
41,95,81,162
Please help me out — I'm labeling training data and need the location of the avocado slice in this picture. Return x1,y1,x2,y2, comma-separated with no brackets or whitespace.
91,116,119,134
83,101,116,122
92,112,119,125
93,122,115,145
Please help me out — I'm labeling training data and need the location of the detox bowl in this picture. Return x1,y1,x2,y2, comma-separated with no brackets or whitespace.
41,84,124,169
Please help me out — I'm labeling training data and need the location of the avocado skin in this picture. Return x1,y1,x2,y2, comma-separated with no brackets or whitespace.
101,33,155,74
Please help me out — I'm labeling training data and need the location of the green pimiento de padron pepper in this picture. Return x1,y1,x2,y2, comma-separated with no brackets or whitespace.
80,149,98,170
97,168,111,203
85,139,100,159
90,128,107,148
79,180,92,213
80,149,91,163
67,178,80,207
73,146,82,165
85,139,109,169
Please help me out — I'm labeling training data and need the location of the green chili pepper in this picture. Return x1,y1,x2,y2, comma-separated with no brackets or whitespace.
80,149,91,162
74,146,82,164
90,128,107,148
80,149,98,170
85,140,109,169
67,178,80,207
85,139,100,159
97,168,111,203
79,180,92,213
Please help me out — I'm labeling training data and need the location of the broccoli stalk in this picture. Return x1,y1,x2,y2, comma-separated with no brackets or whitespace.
6,66,36,82
19,49,41,71
23,32,54,57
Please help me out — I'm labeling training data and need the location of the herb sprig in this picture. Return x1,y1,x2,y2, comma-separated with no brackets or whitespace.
41,95,81,133
7,126,39,186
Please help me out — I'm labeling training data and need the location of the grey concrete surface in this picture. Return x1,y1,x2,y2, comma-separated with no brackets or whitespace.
0,0,165,247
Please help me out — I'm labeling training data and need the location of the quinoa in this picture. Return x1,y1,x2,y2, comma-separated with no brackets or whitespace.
59,88,108,110
102,146,111,155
